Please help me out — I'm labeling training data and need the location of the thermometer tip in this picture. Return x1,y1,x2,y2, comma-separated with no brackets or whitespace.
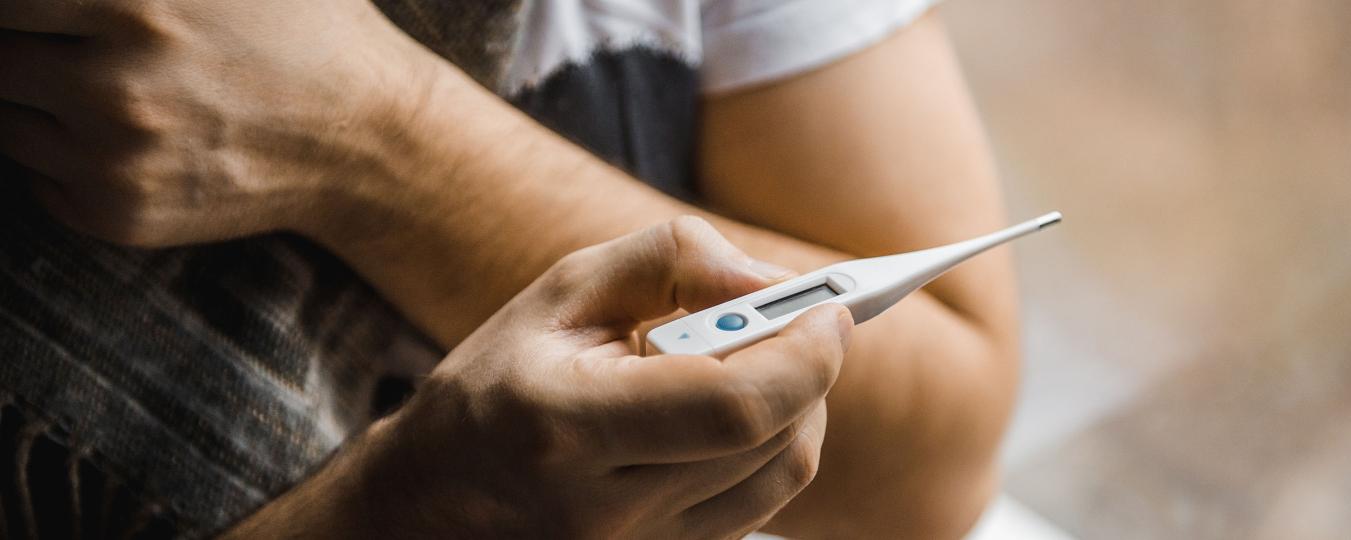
1036,211,1064,229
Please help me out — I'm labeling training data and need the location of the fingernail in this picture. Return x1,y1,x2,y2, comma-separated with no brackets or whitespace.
747,259,793,280
835,308,854,351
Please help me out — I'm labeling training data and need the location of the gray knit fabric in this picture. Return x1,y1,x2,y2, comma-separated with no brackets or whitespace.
0,1,527,536
0,164,440,536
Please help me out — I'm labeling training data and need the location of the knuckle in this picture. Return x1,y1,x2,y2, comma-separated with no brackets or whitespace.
710,382,774,449
551,248,594,279
783,335,842,395
105,2,182,43
108,86,169,139
666,215,715,246
663,215,720,261
104,152,154,185
768,416,806,450
782,437,821,490
538,248,597,298
105,164,160,208
804,340,841,393
90,68,185,144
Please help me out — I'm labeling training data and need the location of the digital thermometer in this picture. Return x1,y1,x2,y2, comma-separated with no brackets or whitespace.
647,212,1063,356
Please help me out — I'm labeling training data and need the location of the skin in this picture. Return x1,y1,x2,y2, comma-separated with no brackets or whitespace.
223,218,854,539
702,20,1017,537
0,1,1017,538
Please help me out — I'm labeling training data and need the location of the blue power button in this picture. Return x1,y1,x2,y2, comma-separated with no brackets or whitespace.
715,313,748,331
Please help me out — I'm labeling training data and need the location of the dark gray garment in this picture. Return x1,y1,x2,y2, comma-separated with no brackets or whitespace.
0,165,437,537
0,0,700,537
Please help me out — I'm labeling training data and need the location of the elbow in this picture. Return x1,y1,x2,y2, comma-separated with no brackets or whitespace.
768,312,1019,539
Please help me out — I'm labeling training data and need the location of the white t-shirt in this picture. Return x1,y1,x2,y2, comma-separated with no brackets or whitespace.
500,0,937,201
504,0,939,95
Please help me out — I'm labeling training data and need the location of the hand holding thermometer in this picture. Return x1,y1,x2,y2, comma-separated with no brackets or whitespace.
647,212,1063,356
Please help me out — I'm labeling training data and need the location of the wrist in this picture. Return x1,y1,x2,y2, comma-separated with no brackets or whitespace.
287,40,541,345
352,388,510,538
293,42,496,243
220,418,402,539
285,18,466,242
337,417,433,537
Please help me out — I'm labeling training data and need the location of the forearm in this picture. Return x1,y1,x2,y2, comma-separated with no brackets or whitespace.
702,14,1021,537
301,60,855,347
221,410,496,539
221,420,396,539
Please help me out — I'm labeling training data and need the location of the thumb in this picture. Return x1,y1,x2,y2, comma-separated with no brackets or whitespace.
528,216,794,332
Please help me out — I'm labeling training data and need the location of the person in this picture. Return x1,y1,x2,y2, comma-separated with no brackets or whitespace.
0,0,1018,538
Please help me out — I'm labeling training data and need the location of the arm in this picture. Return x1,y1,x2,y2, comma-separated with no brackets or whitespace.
700,14,1018,538
2,2,1009,536
300,61,866,346
311,16,1014,536
0,0,847,346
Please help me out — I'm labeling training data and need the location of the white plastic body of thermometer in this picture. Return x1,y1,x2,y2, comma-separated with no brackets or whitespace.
647,212,1063,356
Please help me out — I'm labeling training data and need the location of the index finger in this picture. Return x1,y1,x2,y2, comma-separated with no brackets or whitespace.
562,303,851,465
515,216,787,342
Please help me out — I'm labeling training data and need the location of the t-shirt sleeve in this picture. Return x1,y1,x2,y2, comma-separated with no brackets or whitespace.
699,0,940,94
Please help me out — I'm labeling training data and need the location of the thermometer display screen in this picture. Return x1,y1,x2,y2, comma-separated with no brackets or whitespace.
755,284,840,320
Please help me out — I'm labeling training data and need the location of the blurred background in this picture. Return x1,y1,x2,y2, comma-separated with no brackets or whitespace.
937,0,1351,538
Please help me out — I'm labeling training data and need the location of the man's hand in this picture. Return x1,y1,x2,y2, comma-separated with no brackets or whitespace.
225,217,854,539
0,0,438,245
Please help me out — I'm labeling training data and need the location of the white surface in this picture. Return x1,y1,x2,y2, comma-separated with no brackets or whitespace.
966,496,1078,540
743,495,1074,540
